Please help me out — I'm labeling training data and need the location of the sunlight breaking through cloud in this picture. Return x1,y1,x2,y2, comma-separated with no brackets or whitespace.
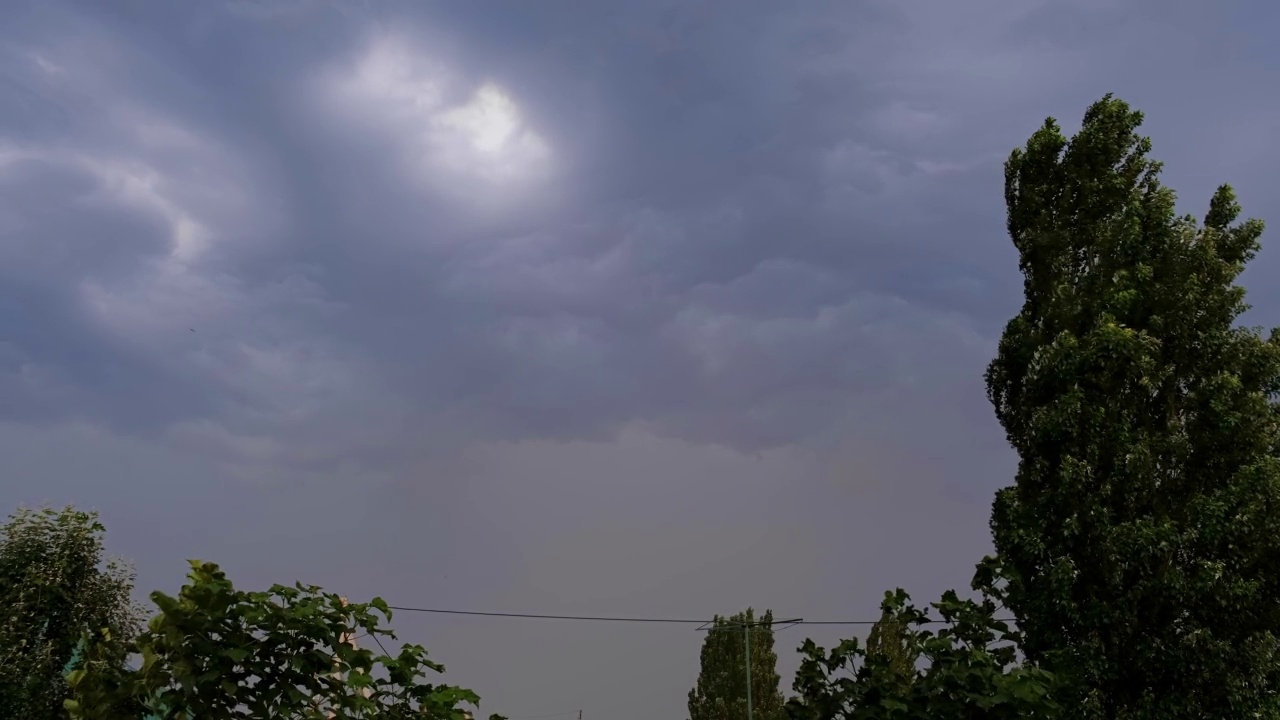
323,34,553,192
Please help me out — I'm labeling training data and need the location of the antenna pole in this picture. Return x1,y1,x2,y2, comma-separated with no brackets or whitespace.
694,613,800,720
744,620,753,720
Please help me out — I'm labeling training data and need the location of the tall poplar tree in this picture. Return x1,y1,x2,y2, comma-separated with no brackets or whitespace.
983,94,1280,717
689,608,786,720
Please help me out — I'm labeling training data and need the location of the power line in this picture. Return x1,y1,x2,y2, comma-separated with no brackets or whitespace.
802,617,1019,626
385,605,1014,626
386,606,707,623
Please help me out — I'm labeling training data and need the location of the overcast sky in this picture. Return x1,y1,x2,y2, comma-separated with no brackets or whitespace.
2,0,1279,718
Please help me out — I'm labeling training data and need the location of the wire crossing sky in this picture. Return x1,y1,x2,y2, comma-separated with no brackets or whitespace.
385,604,1014,626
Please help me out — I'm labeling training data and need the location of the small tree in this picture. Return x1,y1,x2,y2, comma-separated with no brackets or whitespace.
68,560,484,720
863,606,918,696
787,590,1059,720
689,608,786,720
0,505,142,720
985,94,1280,716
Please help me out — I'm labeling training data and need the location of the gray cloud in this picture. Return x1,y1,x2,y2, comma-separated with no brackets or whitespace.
2,1,1279,719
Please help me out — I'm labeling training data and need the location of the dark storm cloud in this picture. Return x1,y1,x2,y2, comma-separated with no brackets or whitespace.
0,0,1276,491
0,0,1040,470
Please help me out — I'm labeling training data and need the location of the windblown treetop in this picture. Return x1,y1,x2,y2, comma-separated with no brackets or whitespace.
984,94,1280,717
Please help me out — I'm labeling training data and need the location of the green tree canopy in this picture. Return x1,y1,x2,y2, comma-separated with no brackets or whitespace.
689,608,786,720
787,590,1059,720
983,93,1280,716
0,505,142,720
68,560,484,720
863,604,918,696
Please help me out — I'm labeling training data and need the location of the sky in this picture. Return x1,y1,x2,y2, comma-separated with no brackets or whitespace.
2,0,1279,717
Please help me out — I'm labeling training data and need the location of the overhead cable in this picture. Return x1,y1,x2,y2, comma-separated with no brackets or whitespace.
385,605,1014,626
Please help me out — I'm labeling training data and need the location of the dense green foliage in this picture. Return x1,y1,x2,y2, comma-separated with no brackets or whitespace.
788,92,1279,719
689,609,786,720
67,560,488,720
862,604,918,696
983,94,1280,717
0,506,142,720
788,590,1059,720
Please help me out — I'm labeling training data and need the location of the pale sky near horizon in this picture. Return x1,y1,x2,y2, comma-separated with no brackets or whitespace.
2,1,1279,719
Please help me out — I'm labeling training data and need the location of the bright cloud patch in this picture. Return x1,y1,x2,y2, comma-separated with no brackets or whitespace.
434,83,550,180
322,33,553,191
